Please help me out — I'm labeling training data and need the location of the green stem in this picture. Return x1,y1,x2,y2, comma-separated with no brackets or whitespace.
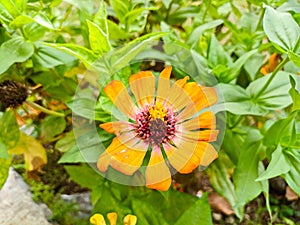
255,56,289,98
202,0,211,23
26,101,65,117
255,7,265,32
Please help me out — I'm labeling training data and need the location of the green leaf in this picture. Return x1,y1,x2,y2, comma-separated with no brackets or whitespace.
0,111,20,149
0,138,9,159
110,0,129,22
187,19,223,47
263,5,300,52
208,35,232,69
288,51,300,67
65,163,104,189
175,193,212,225
218,83,266,115
107,20,130,40
0,0,20,19
131,198,169,225
247,71,292,110
124,7,156,25
277,0,300,13
289,75,300,111
55,131,75,153
263,115,295,147
233,130,265,217
283,148,300,195
256,145,290,181
9,14,33,28
33,13,55,30
23,23,47,42
225,49,258,83
0,37,34,75
93,0,108,34
32,42,77,69
105,32,167,74
0,157,11,190
40,115,66,141
87,20,111,55
43,42,98,69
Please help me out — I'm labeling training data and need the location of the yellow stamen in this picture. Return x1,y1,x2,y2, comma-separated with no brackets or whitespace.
149,102,167,121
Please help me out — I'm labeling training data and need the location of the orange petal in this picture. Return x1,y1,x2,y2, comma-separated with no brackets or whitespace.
178,84,218,120
107,212,117,225
129,71,155,107
146,145,171,191
156,66,172,103
177,129,219,142
167,76,193,111
123,215,137,225
269,53,279,71
104,80,137,119
165,141,218,174
97,137,147,175
180,111,216,130
99,121,134,134
260,65,270,75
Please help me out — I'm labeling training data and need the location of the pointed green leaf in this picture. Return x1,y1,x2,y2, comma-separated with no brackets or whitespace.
256,145,290,181
263,5,300,51
87,20,111,55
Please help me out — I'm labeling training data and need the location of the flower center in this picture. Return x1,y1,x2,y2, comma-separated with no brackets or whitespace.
135,103,176,145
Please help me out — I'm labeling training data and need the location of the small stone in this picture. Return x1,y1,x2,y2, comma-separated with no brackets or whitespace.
213,213,222,221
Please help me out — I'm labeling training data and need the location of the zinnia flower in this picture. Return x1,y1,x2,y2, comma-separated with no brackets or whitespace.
97,66,219,190
90,212,137,225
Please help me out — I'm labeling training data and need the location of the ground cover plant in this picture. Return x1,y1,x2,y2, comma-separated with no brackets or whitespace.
0,0,300,224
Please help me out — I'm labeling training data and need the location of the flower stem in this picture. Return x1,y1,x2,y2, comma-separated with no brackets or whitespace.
255,56,289,98
25,101,65,117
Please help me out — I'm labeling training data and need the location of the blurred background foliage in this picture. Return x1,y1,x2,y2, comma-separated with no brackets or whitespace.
0,0,300,224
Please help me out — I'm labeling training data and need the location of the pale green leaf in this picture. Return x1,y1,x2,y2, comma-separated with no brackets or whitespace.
0,37,34,75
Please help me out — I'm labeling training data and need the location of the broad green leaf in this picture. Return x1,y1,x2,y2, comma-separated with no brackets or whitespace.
107,20,130,40
32,42,77,69
247,71,292,110
131,198,169,225
256,145,290,181
9,132,47,171
258,162,271,219
0,110,20,149
244,53,266,81
43,42,98,69
63,0,94,14
0,157,11,190
0,0,20,19
23,22,47,42
65,164,104,189
58,145,85,163
9,14,33,28
55,131,75,153
0,138,9,159
218,83,266,115
162,0,172,8
263,5,300,52
187,19,223,47
277,0,300,13
263,115,295,147
208,35,232,69
40,115,66,141
87,20,111,55
175,194,212,225
233,130,265,217
0,37,34,74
